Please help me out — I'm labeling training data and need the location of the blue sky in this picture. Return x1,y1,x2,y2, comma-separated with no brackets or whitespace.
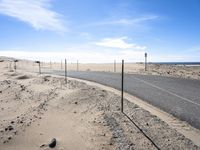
0,0,200,62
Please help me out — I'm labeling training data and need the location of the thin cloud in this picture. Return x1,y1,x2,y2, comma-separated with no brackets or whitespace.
94,37,146,50
188,46,200,53
0,0,66,32
87,15,158,26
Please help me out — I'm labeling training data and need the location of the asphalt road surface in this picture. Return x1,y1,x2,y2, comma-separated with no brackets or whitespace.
50,70,200,129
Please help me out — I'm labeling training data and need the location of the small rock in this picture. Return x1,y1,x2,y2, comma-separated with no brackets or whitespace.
13,131,17,135
3,140,8,143
20,85,25,91
129,143,134,146
8,125,14,131
0,91,2,93
49,138,56,148
11,121,15,124
74,102,78,105
40,144,46,148
8,137,12,140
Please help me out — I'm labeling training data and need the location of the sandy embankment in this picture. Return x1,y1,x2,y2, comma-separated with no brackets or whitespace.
0,60,200,149
39,62,200,80
2,57,200,80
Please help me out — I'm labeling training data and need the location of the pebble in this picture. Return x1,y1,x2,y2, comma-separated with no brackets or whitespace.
109,142,113,145
49,138,57,148
3,140,8,143
13,131,17,135
8,125,14,131
40,144,46,148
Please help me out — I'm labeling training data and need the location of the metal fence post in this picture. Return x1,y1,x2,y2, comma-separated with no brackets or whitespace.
9,61,11,71
114,60,116,72
35,61,41,74
61,60,62,70
50,61,52,69
77,60,79,71
39,62,41,74
14,60,18,72
65,59,67,84
145,52,147,71
121,59,124,113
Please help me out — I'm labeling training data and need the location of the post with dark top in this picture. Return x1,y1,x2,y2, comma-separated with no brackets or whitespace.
145,52,147,71
65,59,67,84
121,59,124,113
35,61,41,74
114,60,116,72
14,60,18,72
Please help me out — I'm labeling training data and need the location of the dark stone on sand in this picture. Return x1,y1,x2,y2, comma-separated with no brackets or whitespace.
13,131,17,135
40,144,46,148
8,125,14,131
16,75,29,80
3,140,8,143
0,91,2,93
74,102,78,104
49,138,57,148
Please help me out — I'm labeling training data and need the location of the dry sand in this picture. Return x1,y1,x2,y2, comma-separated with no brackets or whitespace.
0,58,200,150
1,57,200,80
41,62,200,80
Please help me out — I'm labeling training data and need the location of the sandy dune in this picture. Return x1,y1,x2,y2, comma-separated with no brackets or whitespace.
0,58,200,149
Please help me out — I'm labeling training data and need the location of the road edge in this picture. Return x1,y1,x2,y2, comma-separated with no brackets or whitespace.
66,76,200,147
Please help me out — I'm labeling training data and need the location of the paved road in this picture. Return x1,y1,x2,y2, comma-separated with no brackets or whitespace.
50,70,200,129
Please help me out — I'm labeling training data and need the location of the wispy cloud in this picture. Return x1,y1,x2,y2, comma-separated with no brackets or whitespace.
94,37,146,50
188,46,200,53
0,0,66,32
87,15,158,26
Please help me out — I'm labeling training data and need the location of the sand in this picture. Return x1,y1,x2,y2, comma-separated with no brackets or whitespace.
1,57,200,80
0,58,200,149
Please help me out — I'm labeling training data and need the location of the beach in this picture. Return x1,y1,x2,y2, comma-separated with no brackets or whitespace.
0,58,200,149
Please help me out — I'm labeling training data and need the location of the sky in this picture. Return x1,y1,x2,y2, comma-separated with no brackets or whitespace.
0,0,200,63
